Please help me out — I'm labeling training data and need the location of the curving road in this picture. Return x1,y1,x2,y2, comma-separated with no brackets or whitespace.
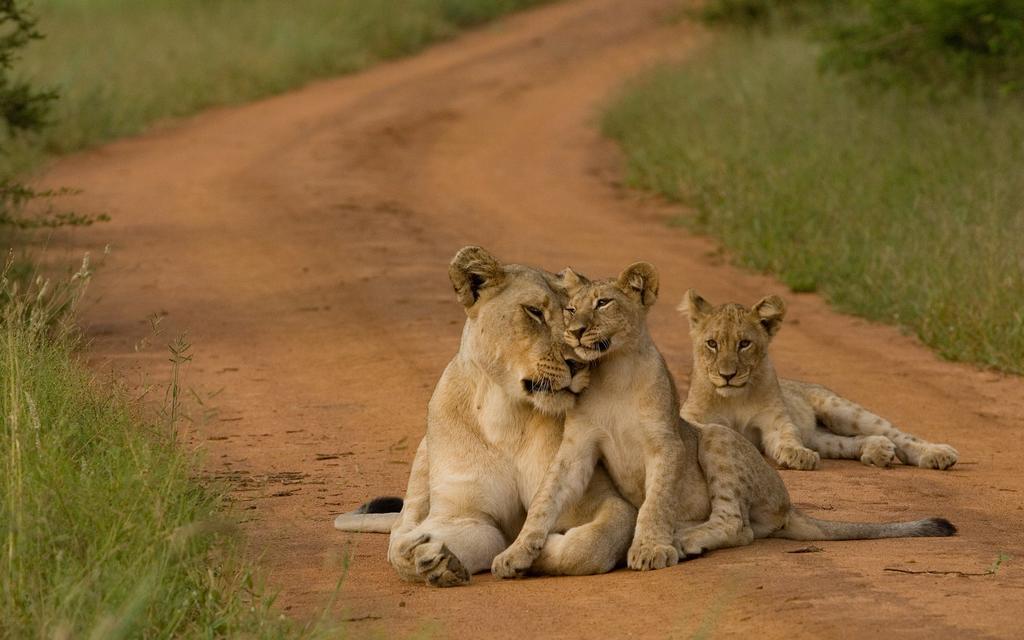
46,0,1024,637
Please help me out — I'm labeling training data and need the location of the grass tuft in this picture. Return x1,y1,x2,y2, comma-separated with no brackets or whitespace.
0,257,342,637
603,33,1024,373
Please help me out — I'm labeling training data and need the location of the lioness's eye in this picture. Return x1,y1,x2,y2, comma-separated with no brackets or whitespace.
595,298,612,309
565,307,576,316
523,306,544,322
738,339,751,350
706,339,718,350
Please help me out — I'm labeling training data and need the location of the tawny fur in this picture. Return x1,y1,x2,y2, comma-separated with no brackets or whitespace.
680,290,959,471
491,264,956,579
338,247,636,587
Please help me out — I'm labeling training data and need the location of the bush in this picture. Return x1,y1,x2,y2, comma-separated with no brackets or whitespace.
1,1,58,228
700,0,1024,93
823,0,1024,92
700,0,839,26
603,34,1024,373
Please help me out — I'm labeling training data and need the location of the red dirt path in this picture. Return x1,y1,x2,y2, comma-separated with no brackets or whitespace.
45,1,1024,637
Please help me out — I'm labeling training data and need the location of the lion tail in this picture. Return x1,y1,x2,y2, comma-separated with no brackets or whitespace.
773,510,956,541
333,496,403,533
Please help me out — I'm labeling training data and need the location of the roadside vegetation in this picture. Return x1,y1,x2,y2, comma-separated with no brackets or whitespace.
603,0,1024,374
1,0,553,176
0,259,346,638
1,1,552,636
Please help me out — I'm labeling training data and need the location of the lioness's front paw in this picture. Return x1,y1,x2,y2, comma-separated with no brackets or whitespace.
491,543,536,579
860,436,897,468
627,541,679,571
413,540,470,587
917,444,958,470
776,445,820,470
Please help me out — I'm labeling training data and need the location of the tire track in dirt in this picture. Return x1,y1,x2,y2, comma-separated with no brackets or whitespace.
44,0,1024,637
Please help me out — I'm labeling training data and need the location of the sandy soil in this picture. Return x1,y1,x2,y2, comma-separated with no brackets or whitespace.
41,0,1024,637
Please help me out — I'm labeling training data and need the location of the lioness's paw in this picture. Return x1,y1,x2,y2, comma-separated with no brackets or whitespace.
491,543,536,579
776,445,820,471
413,540,470,587
917,444,958,470
627,541,679,571
860,436,897,468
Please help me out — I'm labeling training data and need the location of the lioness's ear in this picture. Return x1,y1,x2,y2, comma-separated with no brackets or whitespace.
752,294,786,337
618,262,659,307
449,246,504,308
557,267,589,295
678,289,712,327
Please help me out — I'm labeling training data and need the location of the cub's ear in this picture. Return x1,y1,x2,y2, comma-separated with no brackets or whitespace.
449,246,504,308
678,289,712,327
557,267,589,295
752,294,786,337
617,262,659,307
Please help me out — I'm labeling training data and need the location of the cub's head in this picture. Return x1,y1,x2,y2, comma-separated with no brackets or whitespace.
560,262,659,362
680,289,785,397
450,246,584,415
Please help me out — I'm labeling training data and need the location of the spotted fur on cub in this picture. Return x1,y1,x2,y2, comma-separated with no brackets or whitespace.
491,263,956,579
681,290,959,471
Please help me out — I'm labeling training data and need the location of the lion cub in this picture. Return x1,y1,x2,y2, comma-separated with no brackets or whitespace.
492,265,955,578
492,262,695,572
680,290,959,471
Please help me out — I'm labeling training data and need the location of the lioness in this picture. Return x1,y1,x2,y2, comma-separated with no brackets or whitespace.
491,264,955,578
334,247,635,586
681,290,959,471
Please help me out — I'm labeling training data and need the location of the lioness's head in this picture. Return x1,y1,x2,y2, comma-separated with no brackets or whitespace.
680,289,786,397
450,246,583,415
560,262,659,362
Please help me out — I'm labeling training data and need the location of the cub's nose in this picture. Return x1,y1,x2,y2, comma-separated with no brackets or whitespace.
570,327,586,340
720,372,736,382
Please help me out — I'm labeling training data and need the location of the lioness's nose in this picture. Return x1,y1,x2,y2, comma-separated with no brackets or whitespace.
720,372,736,382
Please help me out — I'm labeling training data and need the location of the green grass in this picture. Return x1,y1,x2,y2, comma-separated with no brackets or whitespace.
1,0,552,176
0,259,346,638
603,32,1024,374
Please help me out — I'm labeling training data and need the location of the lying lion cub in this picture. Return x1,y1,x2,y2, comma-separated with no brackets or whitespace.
492,264,955,577
681,290,959,471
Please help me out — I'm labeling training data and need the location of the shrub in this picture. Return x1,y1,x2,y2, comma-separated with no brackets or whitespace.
822,0,1024,92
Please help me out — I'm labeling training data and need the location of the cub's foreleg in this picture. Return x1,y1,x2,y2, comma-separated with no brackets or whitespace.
802,384,957,470
756,408,820,470
491,432,600,578
531,472,636,577
805,428,898,468
628,431,684,570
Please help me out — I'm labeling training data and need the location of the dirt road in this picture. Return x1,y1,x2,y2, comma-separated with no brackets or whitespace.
44,0,1024,637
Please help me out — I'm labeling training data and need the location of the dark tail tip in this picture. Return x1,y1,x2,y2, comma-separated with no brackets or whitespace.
356,496,404,514
919,517,957,537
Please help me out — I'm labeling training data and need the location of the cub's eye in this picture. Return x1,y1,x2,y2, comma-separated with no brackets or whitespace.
523,306,545,322
595,298,612,309
738,339,751,350
706,339,718,350
564,306,576,317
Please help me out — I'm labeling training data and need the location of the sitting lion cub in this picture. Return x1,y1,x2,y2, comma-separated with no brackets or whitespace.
680,290,959,471
492,264,956,578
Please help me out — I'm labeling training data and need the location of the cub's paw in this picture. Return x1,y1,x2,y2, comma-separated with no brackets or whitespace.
491,542,537,579
627,541,679,571
673,530,708,559
413,540,470,587
917,444,958,470
776,445,820,471
860,436,897,468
